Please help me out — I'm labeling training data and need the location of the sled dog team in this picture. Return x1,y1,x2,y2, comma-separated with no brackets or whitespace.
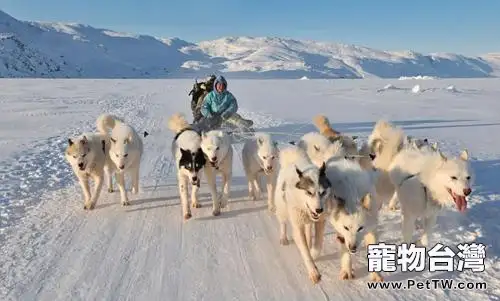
65,113,473,284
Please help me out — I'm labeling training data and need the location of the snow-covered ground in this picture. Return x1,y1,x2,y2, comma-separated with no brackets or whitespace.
1,78,500,300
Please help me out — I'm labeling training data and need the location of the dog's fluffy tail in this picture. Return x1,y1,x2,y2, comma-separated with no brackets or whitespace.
279,146,307,167
372,120,405,170
167,113,190,133
312,114,340,138
97,113,124,135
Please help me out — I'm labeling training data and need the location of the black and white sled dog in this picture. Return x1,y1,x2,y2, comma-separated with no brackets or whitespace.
274,145,332,284
167,113,206,220
97,113,145,206
200,129,233,216
241,132,279,211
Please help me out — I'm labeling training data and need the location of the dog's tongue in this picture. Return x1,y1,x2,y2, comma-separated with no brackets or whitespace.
455,195,467,213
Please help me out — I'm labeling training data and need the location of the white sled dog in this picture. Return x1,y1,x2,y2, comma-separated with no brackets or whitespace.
97,113,144,206
296,132,345,167
366,120,440,210
168,113,207,220
365,120,406,204
64,132,112,210
241,132,279,211
274,145,332,284
386,140,439,210
325,157,383,282
388,148,473,247
311,114,361,158
201,129,233,216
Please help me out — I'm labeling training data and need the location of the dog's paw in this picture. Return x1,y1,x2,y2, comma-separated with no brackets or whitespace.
339,269,355,280
212,208,221,216
84,202,95,210
309,269,321,284
280,237,289,246
107,188,114,193
310,247,321,260
122,200,131,206
131,187,138,194
191,202,202,208
184,212,192,220
370,272,384,282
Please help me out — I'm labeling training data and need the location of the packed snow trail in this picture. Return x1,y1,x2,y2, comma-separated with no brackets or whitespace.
1,79,500,301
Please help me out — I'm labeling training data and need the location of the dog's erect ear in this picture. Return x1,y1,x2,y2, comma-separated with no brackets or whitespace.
460,149,469,161
68,138,74,146
431,142,438,151
439,150,447,161
143,131,149,138
361,193,371,211
319,161,326,176
295,166,303,178
329,136,342,144
371,138,383,154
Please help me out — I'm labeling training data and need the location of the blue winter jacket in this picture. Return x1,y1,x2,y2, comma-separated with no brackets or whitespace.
200,75,238,119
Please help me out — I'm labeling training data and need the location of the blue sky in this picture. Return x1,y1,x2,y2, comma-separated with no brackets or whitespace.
2,0,499,55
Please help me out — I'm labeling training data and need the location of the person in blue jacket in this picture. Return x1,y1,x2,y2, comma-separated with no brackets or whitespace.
195,75,253,130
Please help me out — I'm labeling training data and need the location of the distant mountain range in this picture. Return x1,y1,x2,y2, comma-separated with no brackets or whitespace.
1,10,499,79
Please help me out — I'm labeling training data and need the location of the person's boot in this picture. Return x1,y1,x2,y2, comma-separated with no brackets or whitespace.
191,115,223,132
225,113,254,129
224,114,254,132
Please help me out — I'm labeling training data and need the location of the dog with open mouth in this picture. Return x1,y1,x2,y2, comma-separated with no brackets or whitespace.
241,132,280,211
200,129,233,216
273,145,332,284
388,147,473,247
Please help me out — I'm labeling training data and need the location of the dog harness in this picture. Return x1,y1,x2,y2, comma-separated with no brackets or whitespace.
174,127,200,141
398,174,440,209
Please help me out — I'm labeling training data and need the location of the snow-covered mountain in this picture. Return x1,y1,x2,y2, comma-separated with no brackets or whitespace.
1,10,499,79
